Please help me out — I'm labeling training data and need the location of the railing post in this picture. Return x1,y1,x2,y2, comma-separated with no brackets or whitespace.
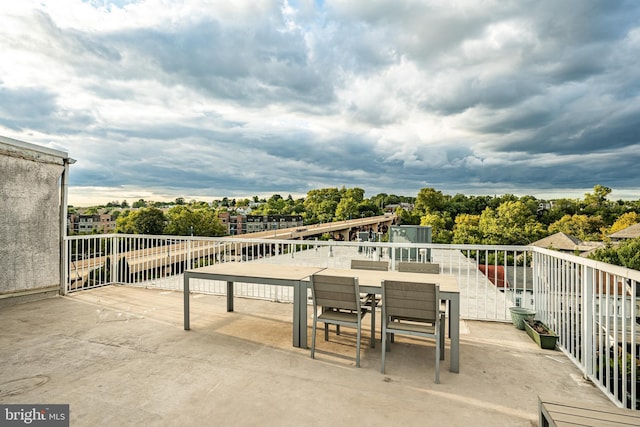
62,237,69,295
583,264,594,379
111,235,118,285
187,237,192,272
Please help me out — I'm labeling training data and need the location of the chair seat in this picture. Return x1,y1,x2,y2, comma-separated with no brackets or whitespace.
387,320,437,335
319,308,366,323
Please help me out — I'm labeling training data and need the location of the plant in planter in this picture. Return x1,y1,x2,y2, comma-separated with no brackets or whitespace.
524,319,558,350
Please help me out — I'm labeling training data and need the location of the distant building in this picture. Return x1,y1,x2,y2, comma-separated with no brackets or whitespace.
69,213,116,234
384,203,414,212
218,213,303,235
536,201,554,214
530,232,604,256
608,222,640,242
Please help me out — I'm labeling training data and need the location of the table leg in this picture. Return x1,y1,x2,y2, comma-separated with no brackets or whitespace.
449,294,460,373
302,281,310,348
227,281,234,312
183,272,190,330
370,297,376,348
293,281,306,348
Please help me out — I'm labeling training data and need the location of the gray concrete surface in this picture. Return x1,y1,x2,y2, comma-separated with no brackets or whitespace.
0,286,613,426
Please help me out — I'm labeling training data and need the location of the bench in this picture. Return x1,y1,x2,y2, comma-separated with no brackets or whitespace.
538,395,640,426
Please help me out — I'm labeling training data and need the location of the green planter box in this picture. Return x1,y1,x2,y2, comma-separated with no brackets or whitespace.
524,319,558,350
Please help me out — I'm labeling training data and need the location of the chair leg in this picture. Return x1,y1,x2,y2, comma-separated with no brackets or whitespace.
356,320,361,368
435,334,440,384
324,323,329,341
381,325,387,373
370,303,376,349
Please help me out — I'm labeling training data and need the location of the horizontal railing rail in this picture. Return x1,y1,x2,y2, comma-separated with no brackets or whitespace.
63,234,639,409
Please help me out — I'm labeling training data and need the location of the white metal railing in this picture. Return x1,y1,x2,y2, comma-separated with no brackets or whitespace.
63,234,639,409
533,247,639,410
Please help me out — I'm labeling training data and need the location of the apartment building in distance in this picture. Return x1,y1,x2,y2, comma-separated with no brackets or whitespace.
218,213,303,235
68,213,117,234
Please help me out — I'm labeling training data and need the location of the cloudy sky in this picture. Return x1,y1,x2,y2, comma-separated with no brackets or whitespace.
1,0,639,205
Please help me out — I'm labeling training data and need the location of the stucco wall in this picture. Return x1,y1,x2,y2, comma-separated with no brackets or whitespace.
0,154,64,295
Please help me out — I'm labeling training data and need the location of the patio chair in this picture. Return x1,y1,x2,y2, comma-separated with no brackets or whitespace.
381,280,442,383
397,262,440,274
350,259,389,347
350,259,389,271
398,261,448,339
310,274,367,367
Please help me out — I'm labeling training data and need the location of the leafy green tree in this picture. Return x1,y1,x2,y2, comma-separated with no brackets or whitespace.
480,201,545,245
341,187,365,203
589,237,640,270
164,205,225,236
584,184,612,209
335,197,358,220
135,207,166,235
132,199,147,208
357,199,382,217
115,210,134,233
452,214,482,244
548,214,605,241
609,212,639,234
538,198,580,226
415,187,446,213
266,194,286,214
420,212,453,243
304,188,341,223
115,208,165,235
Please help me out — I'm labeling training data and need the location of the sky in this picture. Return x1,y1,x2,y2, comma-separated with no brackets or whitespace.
1,0,640,206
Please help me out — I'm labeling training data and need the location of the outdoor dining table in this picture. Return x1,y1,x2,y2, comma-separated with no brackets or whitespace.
183,263,325,348
183,263,461,373
319,268,460,373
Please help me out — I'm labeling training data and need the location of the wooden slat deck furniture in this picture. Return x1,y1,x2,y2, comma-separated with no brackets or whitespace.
538,396,640,426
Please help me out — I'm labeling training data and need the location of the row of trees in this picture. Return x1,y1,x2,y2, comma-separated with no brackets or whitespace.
74,184,640,269
405,185,640,245
115,203,226,237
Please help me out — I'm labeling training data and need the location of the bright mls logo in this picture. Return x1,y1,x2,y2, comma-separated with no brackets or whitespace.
1,405,69,426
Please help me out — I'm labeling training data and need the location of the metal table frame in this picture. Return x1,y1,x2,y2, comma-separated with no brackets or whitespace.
183,263,325,348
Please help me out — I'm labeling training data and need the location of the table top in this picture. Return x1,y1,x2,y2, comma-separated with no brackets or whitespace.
186,263,326,281
320,268,459,294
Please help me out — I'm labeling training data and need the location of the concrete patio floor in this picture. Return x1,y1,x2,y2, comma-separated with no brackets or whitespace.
0,286,614,426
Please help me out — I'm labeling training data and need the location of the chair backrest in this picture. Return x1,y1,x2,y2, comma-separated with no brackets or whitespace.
382,280,439,323
397,262,440,274
311,274,360,311
350,259,389,271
